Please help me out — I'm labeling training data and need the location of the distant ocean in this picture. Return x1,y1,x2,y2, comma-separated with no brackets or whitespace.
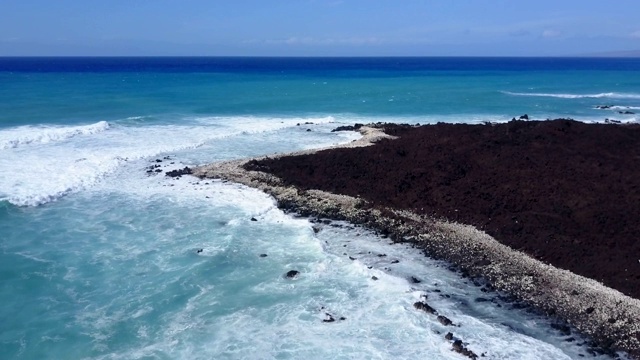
1,57,638,359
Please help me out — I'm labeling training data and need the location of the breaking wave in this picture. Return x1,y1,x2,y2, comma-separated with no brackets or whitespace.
502,91,640,100
0,121,110,150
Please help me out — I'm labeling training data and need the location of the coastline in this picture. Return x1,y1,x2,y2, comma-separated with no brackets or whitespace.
194,123,640,357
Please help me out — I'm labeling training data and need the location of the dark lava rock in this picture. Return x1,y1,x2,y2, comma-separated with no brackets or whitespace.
438,315,454,326
519,114,529,120
475,297,490,303
251,217,258,221
452,340,479,359
285,270,300,279
391,259,400,264
445,332,454,340
596,105,612,109
413,301,437,314
250,119,640,299
349,256,356,261
331,123,364,132
166,167,193,177
619,111,635,114
409,276,421,284
323,313,335,323
259,253,268,257
196,249,203,253
371,276,379,281
585,307,595,314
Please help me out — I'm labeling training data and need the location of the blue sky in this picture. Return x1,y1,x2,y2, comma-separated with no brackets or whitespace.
1,0,639,56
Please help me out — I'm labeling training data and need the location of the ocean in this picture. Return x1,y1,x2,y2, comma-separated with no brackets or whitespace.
1,57,638,359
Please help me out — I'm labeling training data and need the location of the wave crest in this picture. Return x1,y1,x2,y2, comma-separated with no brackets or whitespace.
502,91,640,100
0,121,110,150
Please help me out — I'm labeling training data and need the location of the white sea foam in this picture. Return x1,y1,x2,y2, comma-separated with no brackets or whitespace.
83,217,620,359
0,121,110,150
502,91,640,99
0,116,344,207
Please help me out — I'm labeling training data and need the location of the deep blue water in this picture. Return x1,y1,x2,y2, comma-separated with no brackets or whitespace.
2,56,640,73
0,57,637,359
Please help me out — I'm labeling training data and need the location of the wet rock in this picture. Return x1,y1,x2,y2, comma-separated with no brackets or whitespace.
519,114,529,120
259,253,268,257
285,270,300,279
475,297,490,303
438,315,453,326
371,276,379,280
619,111,635,114
551,323,571,336
452,340,479,359
391,259,400,264
596,105,612,109
452,340,464,352
323,313,335,323
196,249,203,253
409,276,421,284
445,332,454,340
251,217,258,221
413,301,437,314
349,256,356,260
331,123,364,132
474,258,491,266
166,167,193,177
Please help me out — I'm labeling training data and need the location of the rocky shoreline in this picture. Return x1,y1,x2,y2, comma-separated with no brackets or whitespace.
194,123,640,358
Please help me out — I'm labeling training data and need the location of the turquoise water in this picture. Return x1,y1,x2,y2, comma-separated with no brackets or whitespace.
1,58,639,359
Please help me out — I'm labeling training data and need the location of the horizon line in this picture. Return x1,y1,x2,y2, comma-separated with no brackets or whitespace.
1,54,640,58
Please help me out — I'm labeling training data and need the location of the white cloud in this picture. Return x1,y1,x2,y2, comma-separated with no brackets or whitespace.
263,36,383,46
